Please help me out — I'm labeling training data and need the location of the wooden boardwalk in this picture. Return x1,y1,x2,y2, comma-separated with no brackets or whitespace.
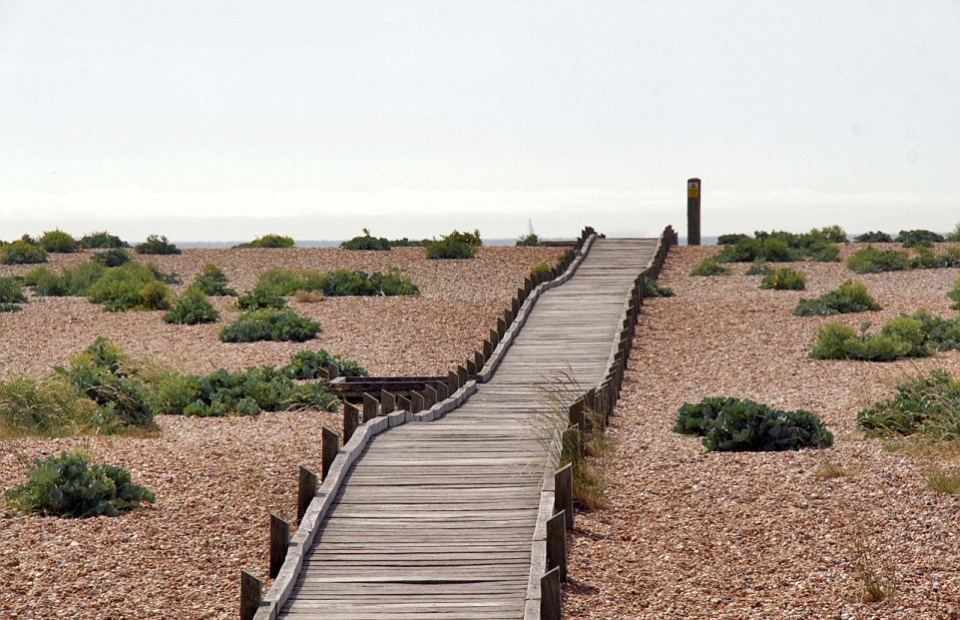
275,238,662,620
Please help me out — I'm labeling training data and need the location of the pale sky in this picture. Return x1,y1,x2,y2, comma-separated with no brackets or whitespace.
1,1,958,242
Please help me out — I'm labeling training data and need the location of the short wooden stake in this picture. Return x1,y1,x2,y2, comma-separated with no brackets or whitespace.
466,358,477,375
240,570,262,620
565,424,583,460
489,328,499,349
434,381,448,402
298,465,318,524
540,567,561,620
380,390,395,415
317,367,329,381
547,510,567,582
497,317,506,339
321,426,339,479
504,308,514,327
269,513,290,579
362,393,379,423
568,398,585,433
457,365,469,385
343,402,360,444
524,277,533,295
482,339,493,360
511,296,520,316
326,362,339,380
424,384,438,409
555,464,574,530
410,391,425,413
474,350,485,372
397,395,412,412
447,370,459,394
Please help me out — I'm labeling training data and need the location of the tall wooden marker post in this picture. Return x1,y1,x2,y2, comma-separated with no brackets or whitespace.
687,178,701,245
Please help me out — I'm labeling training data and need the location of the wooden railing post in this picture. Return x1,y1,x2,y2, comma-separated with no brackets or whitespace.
434,380,448,402
380,390,395,415
321,427,339,480
269,513,290,579
540,567,561,620
447,370,459,394
240,570,262,620
555,464,573,530
424,384,438,409
362,393,379,423
343,402,360,444
547,510,567,582
457,365,469,385
326,363,339,380
298,466,318,524
397,395,412,412
410,391,425,413
474,350,485,372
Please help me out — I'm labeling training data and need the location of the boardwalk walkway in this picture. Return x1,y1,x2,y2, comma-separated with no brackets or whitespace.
274,237,663,620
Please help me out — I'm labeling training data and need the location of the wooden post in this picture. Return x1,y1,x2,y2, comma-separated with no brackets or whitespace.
410,391,424,413
524,277,533,295
397,395,412,412
434,380,448,402
497,317,506,339
343,402,360,444
298,466,318,524
540,567,561,620
424,384,438,409
517,287,526,304
687,177,701,245
474,350,485,372
482,339,493,360
447,370,459,394
269,513,290,579
568,398,585,433
555,464,574,530
380,390,395,415
321,427,339,479
511,296,520,316
317,367,329,381
362,393,379,423
240,570,262,620
466,358,477,375
326,362,339,380
547,510,567,582
565,424,584,460
504,308,514,328
457,365,469,385
489,328,499,349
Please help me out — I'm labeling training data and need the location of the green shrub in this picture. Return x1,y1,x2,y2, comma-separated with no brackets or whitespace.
897,229,944,248
516,233,540,247
674,397,833,452
810,321,919,361
387,237,430,248
909,309,960,351
911,246,960,269
193,263,237,296
690,259,731,276
146,263,181,285
717,233,751,245
252,267,418,297
39,229,79,253
846,247,912,274
0,376,100,437
341,229,391,251
283,350,368,379
24,261,106,297
946,223,960,243
425,229,482,259
948,275,960,310
1,239,47,265
760,267,807,291
253,268,324,296
0,303,22,313
857,370,960,440
164,287,220,325
715,228,843,263
134,234,181,255
4,451,154,517
219,308,320,343
0,277,27,304
237,287,288,310
854,231,893,243
92,248,132,268
794,280,880,316
879,315,929,357
232,234,295,249
87,262,171,311
745,262,774,276
643,277,674,298
530,262,552,281
80,231,129,249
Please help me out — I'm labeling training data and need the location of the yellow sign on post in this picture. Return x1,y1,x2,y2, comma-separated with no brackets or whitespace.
687,180,700,199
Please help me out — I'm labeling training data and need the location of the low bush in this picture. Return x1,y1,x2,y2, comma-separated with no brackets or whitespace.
252,267,418,297
341,229,391,251
759,267,807,291
232,234,295,249
911,245,960,269
516,233,540,247
0,277,27,308
715,227,843,263
947,223,960,242
910,309,960,351
717,233,750,245
425,229,482,260
134,234,181,255
674,397,833,451
147,263,181,285
0,376,100,437
846,247,912,274
164,287,220,325
87,262,171,311
794,280,880,316
237,287,288,310
643,277,674,298
854,231,894,243
4,451,154,517
530,262,552,281
92,248,132,268
857,370,960,440
690,259,731,276
283,349,368,379
949,275,960,310
80,231,129,249
809,311,959,361
192,263,237,296
745,262,774,276
219,308,320,343
387,237,430,248
25,261,106,297
1,239,47,265
39,229,79,253
897,229,944,248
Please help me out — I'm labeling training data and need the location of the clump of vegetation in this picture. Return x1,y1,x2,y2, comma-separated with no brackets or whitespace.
643,276,674,298
87,262,171,311
192,263,237,296
948,275,960,310
236,287,288,310
530,262,552,281
251,267,418,297
39,229,79,253
516,233,540,247
163,287,220,325
232,234,295,249
0,376,100,438
283,349,368,379
896,229,944,248
745,262,774,276
80,231,129,249
846,247,912,274
25,261,106,297
947,222,960,242
134,234,181,255
425,229,482,260
219,308,320,343
4,451,155,518
854,231,894,243
809,311,960,361
387,237,430,248
690,258,731,276
92,248,132,268
911,245,960,269
341,228,391,251
1,238,48,265
759,267,807,291
0,276,27,312
794,280,880,316
674,397,834,451
147,263,181,285
715,227,844,263
717,233,751,245
857,370,960,440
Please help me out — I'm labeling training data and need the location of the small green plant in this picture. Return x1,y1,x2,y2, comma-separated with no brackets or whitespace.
920,464,960,494
911,245,960,269
134,234,181,255
232,234,295,249
87,262,171,311
237,287,288,310
1,239,48,265
425,229,482,260
341,229,391,251
251,267,418,297
948,275,960,310
759,267,807,291
219,308,321,343
715,228,843,263
283,350,368,379
516,233,540,247
24,261,106,297
946,222,960,242
192,263,237,296
530,262,552,281
80,231,129,249
846,247,912,274
0,276,27,312
0,376,100,438
857,370,960,440
674,397,833,451
92,248,132,268
745,262,774,276
689,258,731,276
717,233,751,245
38,229,79,253
643,277,674,298
810,322,913,362
4,451,155,517
794,280,880,316
854,231,894,243
164,287,220,325
896,229,944,248
848,521,896,603
146,263,181,285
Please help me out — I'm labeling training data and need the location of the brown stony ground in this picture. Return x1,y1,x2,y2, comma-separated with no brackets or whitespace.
0,245,562,620
565,244,960,620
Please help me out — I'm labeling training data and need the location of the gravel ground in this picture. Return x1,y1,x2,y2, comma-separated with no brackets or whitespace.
565,243,960,620
0,245,562,620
